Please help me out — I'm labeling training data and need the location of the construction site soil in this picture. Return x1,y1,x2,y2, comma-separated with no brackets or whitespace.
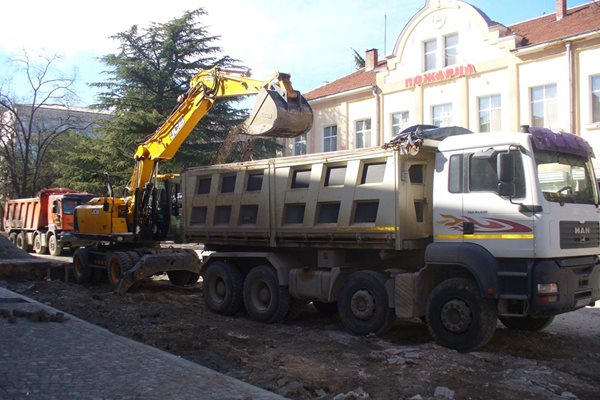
1,236,599,400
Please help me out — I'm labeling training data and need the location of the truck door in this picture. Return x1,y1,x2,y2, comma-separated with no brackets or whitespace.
459,148,535,258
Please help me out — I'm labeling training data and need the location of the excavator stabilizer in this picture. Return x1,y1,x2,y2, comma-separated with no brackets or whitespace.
244,88,313,138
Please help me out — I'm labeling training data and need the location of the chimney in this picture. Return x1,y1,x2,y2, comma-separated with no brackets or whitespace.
556,0,567,20
365,49,378,71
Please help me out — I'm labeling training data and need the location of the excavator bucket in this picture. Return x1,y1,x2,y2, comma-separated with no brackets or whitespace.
244,88,313,138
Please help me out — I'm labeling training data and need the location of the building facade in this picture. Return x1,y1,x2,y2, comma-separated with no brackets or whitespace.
290,0,600,167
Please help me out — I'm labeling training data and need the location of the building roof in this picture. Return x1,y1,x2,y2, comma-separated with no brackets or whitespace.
510,2,600,47
304,1,600,101
303,66,379,101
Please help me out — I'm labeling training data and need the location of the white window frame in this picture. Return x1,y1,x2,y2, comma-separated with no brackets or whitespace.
293,134,307,156
432,103,453,127
592,75,600,123
530,83,558,128
323,125,337,152
478,94,501,132
355,119,371,149
391,111,410,136
444,33,458,67
423,39,437,71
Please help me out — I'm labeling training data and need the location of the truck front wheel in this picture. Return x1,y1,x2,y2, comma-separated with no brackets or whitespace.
203,261,244,315
426,278,497,352
48,234,62,256
499,315,554,331
338,271,395,336
73,249,92,284
33,234,48,254
243,265,291,323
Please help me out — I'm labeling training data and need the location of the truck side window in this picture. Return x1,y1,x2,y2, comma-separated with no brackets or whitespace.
469,151,526,198
448,155,463,193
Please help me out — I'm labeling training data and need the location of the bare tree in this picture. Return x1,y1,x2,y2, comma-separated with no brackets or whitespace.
0,51,80,198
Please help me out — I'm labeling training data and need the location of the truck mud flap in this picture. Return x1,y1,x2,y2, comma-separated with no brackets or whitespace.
116,250,201,294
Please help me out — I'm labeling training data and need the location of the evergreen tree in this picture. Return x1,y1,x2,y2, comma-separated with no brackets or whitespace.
74,8,277,193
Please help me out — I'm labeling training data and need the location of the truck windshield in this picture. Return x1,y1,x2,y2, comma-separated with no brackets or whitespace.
535,150,598,205
62,200,78,215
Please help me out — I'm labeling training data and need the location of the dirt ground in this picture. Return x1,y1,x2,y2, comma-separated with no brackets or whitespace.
4,273,598,400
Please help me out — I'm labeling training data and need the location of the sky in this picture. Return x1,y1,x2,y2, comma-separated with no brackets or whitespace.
0,0,592,107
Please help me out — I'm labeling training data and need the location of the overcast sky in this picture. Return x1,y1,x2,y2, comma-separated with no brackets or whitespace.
0,0,591,106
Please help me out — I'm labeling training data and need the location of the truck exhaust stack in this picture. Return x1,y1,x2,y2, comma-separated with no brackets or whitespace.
244,88,313,138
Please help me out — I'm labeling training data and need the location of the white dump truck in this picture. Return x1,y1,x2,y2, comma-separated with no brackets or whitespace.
179,126,600,351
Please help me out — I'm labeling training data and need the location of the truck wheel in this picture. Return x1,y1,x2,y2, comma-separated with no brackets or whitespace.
16,232,28,251
313,301,338,315
107,252,132,289
167,270,199,287
203,261,244,315
426,278,497,352
73,249,92,284
9,232,17,245
499,315,554,331
243,265,291,323
338,271,394,336
48,234,62,256
33,235,48,254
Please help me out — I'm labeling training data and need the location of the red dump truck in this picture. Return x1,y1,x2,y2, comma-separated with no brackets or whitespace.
3,188,95,256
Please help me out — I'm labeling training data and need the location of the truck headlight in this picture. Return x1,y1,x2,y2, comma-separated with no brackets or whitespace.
537,283,558,303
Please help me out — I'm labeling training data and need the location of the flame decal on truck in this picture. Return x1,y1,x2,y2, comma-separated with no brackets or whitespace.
436,214,534,240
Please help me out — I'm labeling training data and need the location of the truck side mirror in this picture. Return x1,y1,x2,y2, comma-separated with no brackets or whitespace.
498,152,515,197
103,200,110,212
51,205,58,214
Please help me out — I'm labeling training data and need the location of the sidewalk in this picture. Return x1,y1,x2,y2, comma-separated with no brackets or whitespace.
0,286,286,400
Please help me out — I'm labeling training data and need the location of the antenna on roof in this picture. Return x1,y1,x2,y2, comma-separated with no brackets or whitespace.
384,14,387,55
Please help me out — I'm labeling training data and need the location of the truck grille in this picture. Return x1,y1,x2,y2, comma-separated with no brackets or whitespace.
560,221,600,249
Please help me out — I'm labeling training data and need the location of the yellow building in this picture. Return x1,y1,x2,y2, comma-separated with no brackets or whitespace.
290,0,600,164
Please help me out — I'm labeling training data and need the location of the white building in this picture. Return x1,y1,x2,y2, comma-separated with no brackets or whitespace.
290,0,600,165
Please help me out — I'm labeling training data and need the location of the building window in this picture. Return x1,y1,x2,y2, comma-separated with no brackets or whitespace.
444,33,458,66
323,125,337,152
294,135,306,156
391,111,409,136
424,39,437,71
355,119,371,148
432,103,453,127
478,95,501,132
592,75,600,123
530,84,557,128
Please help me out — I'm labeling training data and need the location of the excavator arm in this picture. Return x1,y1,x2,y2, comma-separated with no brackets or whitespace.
74,66,312,241
130,66,312,195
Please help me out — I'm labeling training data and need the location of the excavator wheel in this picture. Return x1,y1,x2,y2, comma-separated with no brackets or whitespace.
106,252,133,289
73,248,92,284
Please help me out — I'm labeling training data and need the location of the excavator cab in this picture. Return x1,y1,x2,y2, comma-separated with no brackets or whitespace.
244,80,313,138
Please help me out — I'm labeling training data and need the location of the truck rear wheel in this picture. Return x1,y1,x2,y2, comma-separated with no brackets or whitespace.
426,278,497,352
73,249,92,284
203,261,244,315
107,252,132,289
16,232,28,251
338,271,394,336
499,315,554,331
48,234,62,256
8,232,17,245
243,265,290,323
33,234,48,255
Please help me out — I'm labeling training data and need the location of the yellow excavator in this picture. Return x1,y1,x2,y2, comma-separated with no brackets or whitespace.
70,66,312,291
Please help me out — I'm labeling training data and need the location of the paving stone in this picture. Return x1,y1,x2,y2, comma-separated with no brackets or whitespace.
0,287,286,400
